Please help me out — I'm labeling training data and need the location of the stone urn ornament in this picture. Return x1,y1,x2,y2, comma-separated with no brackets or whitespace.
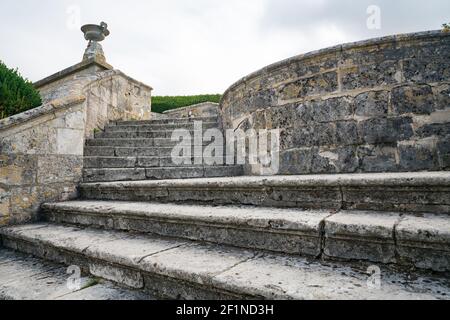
81,22,110,62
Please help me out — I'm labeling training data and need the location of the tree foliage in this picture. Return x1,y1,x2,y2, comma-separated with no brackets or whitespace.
0,61,42,119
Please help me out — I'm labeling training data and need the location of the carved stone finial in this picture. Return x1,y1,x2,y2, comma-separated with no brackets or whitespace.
81,22,110,62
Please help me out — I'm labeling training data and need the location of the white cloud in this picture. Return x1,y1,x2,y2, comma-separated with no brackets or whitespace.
0,0,449,95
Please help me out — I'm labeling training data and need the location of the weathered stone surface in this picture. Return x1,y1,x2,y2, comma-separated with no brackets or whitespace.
358,117,414,144
392,85,435,115
80,172,450,214
323,211,400,263
0,249,151,300
220,31,450,175
357,144,398,172
355,91,389,118
279,72,338,100
396,214,450,272
398,140,439,171
2,223,450,299
43,200,330,256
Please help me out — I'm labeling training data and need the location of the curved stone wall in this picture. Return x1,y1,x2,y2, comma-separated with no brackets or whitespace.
220,31,450,175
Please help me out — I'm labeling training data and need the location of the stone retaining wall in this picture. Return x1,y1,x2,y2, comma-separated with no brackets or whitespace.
0,70,153,226
220,31,450,175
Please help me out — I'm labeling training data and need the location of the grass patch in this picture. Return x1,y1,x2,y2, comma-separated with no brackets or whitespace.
152,94,221,113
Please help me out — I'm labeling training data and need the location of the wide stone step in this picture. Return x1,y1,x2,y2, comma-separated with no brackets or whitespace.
95,130,215,139
86,138,219,148
85,146,224,157
42,201,450,272
79,172,450,214
82,166,244,182
104,122,218,132
1,224,448,299
0,249,152,300
114,116,218,126
84,156,230,168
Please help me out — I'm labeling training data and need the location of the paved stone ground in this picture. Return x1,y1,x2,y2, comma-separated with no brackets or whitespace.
0,249,153,300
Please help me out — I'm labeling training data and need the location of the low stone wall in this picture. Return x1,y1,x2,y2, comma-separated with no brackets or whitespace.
163,102,219,118
220,31,450,175
0,97,85,225
0,70,152,226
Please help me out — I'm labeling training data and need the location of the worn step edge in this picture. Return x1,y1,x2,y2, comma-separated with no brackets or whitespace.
84,156,237,168
79,172,450,214
0,249,151,300
82,166,244,182
114,117,218,125
41,201,450,272
105,122,218,130
85,139,221,147
1,224,448,300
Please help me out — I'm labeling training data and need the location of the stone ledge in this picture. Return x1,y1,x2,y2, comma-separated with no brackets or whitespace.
0,249,151,300
1,223,449,299
221,30,449,100
33,57,113,89
0,95,86,134
79,172,450,214
41,200,450,271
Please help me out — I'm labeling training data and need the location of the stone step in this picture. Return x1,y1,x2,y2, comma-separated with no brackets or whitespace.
85,146,224,157
1,224,448,299
95,130,219,139
104,122,219,132
114,116,218,126
0,248,152,300
86,138,220,147
84,156,231,168
42,200,450,272
82,166,244,182
79,172,450,214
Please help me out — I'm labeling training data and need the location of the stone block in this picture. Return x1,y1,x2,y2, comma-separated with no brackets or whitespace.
396,214,450,272
341,60,399,91
279,149,313,174
324,211,400,264
357,144,398,172
310,97,353,123
311,146,358,173
437,135,450,169
37,155,83,184
335,121,359,146
398,141,439,171
434,84,450,110
391,85,435,115
56,128,84,155
279,71,338,100
403,57,450,83
355,91,389,117
0,154,36,187
358,117,413,144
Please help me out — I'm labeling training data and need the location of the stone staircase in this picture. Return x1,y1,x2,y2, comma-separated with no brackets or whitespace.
83,116,243,182
1,116,450,300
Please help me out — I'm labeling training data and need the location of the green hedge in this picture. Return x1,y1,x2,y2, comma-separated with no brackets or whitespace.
0,61,42,119
152,94,221,113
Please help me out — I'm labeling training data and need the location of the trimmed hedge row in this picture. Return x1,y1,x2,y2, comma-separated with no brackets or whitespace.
0,61,42,119
152,94,221,113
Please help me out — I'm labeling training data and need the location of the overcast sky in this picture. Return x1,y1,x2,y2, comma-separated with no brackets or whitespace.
1,0,449,95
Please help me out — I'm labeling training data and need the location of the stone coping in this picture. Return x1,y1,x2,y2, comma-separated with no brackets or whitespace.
0,95,86,133
221,30,450,102
163,102,219,114
33,57,113,88
81,171,450,188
